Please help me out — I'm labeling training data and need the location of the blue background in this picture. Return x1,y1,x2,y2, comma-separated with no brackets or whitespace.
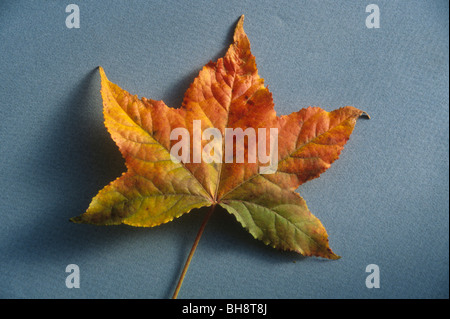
0,0,448,299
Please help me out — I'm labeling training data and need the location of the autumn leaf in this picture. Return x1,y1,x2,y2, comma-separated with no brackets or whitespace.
72,16,366,269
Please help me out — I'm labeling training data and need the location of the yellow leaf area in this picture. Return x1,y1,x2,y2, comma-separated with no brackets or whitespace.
71,16,366,259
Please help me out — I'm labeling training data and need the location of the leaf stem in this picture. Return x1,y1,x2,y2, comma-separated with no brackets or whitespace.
171,204,215,299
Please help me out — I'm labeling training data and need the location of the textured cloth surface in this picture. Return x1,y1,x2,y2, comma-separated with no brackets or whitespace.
0,0,448,298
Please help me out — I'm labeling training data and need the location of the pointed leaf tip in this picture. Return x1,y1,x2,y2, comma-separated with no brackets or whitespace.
69,216,82,223
361,111,371,119
233,15,246,42
98,66,107,80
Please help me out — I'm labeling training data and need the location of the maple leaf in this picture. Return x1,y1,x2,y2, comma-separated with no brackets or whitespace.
72,16,366,264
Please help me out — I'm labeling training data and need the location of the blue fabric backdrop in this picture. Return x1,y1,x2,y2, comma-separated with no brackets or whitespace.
0,0,448,298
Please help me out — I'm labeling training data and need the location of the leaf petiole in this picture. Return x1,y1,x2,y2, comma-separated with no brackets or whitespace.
171,204,215,299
